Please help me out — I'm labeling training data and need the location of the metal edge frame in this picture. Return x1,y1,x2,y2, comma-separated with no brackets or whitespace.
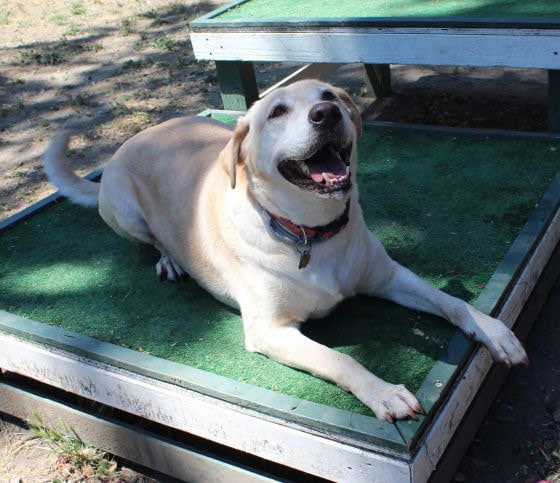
1,119,559,466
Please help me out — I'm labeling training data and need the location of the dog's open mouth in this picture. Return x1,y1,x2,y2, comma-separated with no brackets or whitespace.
278,141,352,195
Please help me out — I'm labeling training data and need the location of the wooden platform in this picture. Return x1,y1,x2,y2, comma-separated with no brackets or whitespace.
1,116,560,481
189,0,560,131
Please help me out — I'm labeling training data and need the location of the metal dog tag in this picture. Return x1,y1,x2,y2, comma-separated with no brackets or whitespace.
297,244,311,269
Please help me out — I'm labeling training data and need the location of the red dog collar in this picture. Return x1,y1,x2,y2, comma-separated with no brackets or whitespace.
265,201,350,269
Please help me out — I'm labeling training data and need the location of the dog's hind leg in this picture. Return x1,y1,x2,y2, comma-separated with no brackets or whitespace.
98,170,186,282
155,244,186,283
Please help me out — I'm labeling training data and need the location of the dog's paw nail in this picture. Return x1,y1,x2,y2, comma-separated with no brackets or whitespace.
416,403,425,415
504,357,512,368
157,266,167,282
384,412,394,424
407,409,417,421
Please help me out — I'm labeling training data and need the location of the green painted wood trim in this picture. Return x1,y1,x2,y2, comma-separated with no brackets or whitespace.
396,168,560,448
549,70,560,133
363,120,560,141
189,0,250,23
0,380,278,482
216,61,259,111
430,238,560,483
190,3,560,31
0,169,103,233
0,311,405,451
364,64,392,98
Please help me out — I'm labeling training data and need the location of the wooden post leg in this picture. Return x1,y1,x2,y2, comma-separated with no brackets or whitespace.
215,61,259,111
549,69,560,133
364,64,392,98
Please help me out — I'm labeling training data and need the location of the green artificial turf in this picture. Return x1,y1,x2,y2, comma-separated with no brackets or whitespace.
217,0,560,20
1,127,559,416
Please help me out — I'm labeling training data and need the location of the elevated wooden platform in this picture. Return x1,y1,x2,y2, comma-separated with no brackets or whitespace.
2,116,560,481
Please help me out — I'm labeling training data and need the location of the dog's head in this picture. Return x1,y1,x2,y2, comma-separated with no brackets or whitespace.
220,80,362,225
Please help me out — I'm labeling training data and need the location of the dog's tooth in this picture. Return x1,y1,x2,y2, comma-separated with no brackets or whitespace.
330,144,342,160
322,173,330,184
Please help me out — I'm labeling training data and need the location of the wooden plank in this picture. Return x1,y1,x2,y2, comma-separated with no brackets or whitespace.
0,311,405,452
397,168,560,447
364,64,392,98
0,380,276,483
216,61,259,111
549,69,560,133
190,28,560,69
410,206,560,482
427,239,560,483
0,334,411,482
260,63,343,97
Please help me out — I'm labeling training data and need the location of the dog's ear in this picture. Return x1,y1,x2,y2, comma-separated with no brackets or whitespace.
335,88,363,138
219,116,250,189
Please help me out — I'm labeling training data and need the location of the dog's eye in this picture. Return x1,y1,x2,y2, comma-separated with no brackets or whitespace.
321,90,336,101
269,104,288,119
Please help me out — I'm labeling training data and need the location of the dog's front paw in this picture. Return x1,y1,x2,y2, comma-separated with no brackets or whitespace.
470,315,529,367
361,383,424,423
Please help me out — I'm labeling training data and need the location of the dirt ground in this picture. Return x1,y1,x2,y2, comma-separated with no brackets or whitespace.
0,0,559,481
0,413,163,482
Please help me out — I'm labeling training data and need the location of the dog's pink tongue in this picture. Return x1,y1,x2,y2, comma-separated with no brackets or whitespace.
308,157,346,183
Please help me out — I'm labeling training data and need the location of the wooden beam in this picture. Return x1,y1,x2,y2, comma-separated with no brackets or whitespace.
191,28,560,69
364,64,392,98
0,380,274,483
215,61,259,111
0,333,410,482
260,63,343,97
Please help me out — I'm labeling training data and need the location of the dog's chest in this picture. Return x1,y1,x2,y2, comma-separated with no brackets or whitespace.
278,254,359,319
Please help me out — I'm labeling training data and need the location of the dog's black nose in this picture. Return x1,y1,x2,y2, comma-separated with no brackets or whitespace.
309,102,342,129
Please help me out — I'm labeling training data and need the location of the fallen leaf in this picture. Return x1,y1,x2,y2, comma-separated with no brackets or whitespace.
82,465,94,478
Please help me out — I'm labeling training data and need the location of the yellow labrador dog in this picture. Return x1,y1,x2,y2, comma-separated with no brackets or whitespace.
45,80,527,422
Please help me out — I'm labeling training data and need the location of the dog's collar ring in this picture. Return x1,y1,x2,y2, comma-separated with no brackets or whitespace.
296,229,311,269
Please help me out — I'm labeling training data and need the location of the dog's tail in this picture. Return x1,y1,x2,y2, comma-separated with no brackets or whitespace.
44,131,100,207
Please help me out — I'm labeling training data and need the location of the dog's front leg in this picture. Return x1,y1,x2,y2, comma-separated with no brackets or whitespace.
243,316,423,422
361,234,528,367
